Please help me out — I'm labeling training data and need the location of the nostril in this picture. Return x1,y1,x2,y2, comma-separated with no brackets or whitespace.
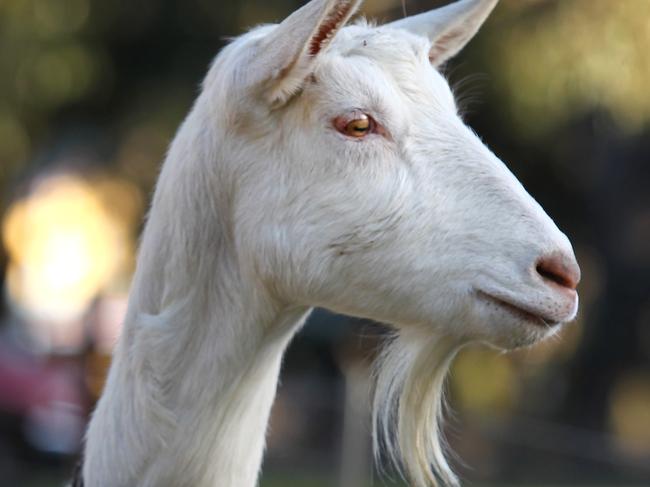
536,254,580,290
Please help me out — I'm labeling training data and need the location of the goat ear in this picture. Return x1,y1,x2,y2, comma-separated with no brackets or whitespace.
253,0,363,106
387,0,498,66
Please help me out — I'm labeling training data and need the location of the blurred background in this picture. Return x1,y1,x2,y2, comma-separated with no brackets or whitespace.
0,0,649,486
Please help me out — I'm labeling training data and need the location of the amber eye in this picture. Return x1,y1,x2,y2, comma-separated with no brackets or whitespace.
344,116,371,137
334,111,377,138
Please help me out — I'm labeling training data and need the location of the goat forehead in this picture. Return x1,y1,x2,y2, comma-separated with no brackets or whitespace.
322,25,454,108
331,23,429,64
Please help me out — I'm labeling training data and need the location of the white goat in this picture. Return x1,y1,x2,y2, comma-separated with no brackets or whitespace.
79,1,580,486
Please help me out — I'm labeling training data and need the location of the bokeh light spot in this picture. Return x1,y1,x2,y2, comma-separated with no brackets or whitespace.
2,173,136,326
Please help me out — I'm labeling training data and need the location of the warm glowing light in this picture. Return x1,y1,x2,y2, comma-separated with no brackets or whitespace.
2,174,137,330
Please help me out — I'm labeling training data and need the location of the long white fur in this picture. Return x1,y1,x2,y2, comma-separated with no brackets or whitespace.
81,1,580,486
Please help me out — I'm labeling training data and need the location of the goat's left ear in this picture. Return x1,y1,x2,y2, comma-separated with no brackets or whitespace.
387,0,498,66
251,0,363,107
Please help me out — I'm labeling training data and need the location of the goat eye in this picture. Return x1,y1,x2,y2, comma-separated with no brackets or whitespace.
334,112,376,138
345,117,371,136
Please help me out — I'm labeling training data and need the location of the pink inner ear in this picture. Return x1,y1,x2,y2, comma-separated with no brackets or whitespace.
429,30,462,63
309,1,353,57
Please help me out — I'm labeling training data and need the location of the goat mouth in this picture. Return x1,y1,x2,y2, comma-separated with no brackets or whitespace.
476,291,561,328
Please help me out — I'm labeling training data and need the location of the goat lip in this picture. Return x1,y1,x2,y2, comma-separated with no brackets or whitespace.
476,290,561,328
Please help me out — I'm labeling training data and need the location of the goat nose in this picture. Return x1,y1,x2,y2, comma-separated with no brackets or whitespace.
535,252,581,290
